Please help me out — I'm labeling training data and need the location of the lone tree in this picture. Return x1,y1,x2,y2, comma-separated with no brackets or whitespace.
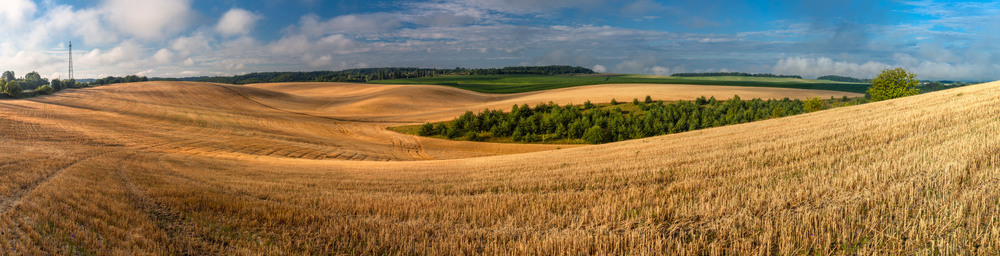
868,67,919,102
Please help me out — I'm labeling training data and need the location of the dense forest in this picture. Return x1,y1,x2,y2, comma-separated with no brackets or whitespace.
817,75,870,83
196,66,594,84
413,95,866,144
671,72,803,79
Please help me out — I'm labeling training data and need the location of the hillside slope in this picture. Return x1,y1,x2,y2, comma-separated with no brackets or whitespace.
0,81,997,254
250,82,861,122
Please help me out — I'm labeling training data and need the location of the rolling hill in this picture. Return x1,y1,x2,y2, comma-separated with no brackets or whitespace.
0,81,997,254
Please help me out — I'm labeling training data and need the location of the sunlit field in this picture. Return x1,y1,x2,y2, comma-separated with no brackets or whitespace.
1,81,998,254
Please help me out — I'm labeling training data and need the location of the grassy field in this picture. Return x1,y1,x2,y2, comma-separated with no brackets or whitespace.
370,74,870,94
2,81,999,254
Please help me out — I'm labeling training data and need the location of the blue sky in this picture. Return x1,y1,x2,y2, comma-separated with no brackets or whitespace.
1,0,999,81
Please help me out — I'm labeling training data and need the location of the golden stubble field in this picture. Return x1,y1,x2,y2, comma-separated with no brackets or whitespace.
1,81,997,255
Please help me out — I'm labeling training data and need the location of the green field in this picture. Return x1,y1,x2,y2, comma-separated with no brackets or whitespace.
370,74,869,94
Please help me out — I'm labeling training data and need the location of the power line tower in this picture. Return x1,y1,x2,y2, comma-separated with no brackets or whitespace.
68,41,74,80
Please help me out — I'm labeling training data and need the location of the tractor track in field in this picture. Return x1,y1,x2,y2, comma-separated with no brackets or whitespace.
113,153,216,255
0,153,103,215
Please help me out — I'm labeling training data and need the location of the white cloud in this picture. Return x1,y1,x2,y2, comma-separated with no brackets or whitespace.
650,66,671,76
0,0,36,28
771,56,999,80
293,13,402,37
772,57,890,79
303,54,334,68
216,8,261,36
102,0,194,40
152,49,175,64
413,12,477,26
592,64,607,73
171,33,213,58
448,0,606,15
268,33,363,57
81,41,144,67
614,56,657,74
268,35,312,55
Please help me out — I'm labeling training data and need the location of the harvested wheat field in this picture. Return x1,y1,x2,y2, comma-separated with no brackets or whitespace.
1,81,998,255
249,82,861,122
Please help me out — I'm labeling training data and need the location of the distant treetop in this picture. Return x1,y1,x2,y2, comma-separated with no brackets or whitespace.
196,66,595,85
817,75,870,83
671,72,802,79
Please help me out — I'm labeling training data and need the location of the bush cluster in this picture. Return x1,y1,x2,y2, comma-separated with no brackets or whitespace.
418,95,834,144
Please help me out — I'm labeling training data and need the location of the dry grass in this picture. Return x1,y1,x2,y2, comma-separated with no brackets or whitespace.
249,82,861,122
0,81,997,255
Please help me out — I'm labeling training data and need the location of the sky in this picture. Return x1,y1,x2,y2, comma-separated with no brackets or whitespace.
1,0,999,81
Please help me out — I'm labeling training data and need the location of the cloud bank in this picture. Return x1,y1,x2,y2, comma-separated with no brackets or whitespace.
0,0,997,81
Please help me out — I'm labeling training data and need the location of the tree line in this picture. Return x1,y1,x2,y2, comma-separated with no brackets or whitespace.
92,75,150,85
1,70,153,99
817,75,870,83
415,95,865,144
196,66,595,85
1,70,84,98
671,72,802,79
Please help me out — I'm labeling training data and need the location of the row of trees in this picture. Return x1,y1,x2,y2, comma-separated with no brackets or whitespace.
817,75,870,83
92,75,149,85
671,72,802,79
416,95,853,144
1,71,77,98
198,66,596,84
0,70,134,98
461,66,595,75
2,71,52,91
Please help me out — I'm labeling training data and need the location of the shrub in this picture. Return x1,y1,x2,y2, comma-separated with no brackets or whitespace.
51,79,63,91
35,84,54,95
610,98,618,105
2,80,23,98
803,97,824,112
418,123,435,136
868,67,919,102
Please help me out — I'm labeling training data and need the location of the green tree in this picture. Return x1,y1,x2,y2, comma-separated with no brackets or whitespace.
2,80,23,98
418,122,435,136
51,79,62,91
803,97,824,112
35,84,54,95
928,81,942,91
644,95,653,104
771,106,785,118
21,71,47,90
610,98,618,105
868,67,919,102
583,125,605,144
24,71,41,81
1,71,14,81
